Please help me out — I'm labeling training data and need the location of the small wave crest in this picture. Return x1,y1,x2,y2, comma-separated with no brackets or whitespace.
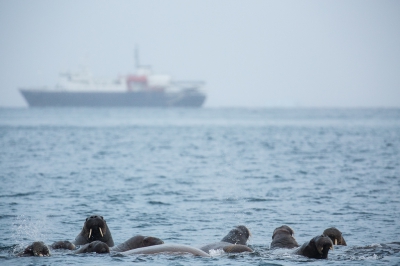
10,215,49,254
208,249,225,257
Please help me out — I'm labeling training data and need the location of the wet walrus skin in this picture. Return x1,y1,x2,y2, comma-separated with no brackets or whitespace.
200,242,253,253
74,240,110,254
221,225,251,245
18,241,51,257
73,235,164,254
200,225,253,254
294,235,334,259
110,235,164,252
323,227,347,246
270,225,299,249
121,244,211,257
74,215,114,247
50,240,76,250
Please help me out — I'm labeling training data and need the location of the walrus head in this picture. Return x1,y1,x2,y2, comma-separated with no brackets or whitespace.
51,240,76,250
74,240,110,254
311,235,334,259
323,227,347,246
221,225,251,245
75,215,114,247
272,225,295,239
270,225,299,249
142,236,164,247
82,215,108,241
126,235,164,249
23,241,50,257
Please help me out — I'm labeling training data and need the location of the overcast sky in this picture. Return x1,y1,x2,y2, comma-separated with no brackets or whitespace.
1,0,399,108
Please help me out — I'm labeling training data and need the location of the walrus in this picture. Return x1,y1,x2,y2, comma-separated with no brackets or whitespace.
323,227,347,246
110,235,164,252
18,241,50,257
200,225,253,254
50,240,76,250
270,225,299,249
74,240,110,254
200,242,253,254
74,215,114,247
294,235,333,259
221,225,251,245
72,235,164,254
120,244,210,257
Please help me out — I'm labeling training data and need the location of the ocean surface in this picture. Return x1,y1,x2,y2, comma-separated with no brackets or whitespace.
0,107,399,266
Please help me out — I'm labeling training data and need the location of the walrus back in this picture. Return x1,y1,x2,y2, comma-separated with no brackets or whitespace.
200,241,253,254
111,235,164,252
120,244,210,257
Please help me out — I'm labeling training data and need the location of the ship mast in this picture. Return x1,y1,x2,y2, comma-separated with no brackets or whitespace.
134,45,140,70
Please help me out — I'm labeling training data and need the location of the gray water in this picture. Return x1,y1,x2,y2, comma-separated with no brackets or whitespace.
0,108,399,265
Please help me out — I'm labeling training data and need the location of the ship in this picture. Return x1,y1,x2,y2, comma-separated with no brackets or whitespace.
19,52,206,108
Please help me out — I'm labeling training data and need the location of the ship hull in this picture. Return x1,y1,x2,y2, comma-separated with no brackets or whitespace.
20,90,206,108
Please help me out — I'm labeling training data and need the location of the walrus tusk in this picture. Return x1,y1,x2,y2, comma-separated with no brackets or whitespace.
99,227,104,237
330,245,334,250
334,239,338,245
88,228,92,239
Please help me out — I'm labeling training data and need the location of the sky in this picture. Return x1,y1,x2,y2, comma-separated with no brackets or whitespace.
0,0,399,108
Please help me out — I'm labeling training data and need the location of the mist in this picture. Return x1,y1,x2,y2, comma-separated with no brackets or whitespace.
1,0,399,108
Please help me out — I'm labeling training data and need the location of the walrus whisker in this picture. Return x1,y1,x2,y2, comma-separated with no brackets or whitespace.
99,227,104,237
88,228,92,239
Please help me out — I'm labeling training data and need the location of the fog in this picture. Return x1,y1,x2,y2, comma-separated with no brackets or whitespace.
1,0,399,108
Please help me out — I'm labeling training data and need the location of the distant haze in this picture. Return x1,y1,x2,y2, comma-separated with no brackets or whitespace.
1,0,399,108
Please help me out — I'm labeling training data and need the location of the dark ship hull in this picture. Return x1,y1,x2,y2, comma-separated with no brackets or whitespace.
20,89,206,107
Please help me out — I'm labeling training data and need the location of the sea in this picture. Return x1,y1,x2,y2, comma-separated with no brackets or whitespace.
0,107,399,266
